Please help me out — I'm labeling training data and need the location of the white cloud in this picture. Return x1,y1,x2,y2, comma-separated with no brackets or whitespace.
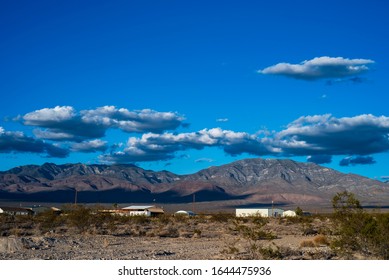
258,56,375,80
101,128,273,163
22,106,185,141
276,114,389,156
23,106,76,125
71,139,108,153
101,113,389,164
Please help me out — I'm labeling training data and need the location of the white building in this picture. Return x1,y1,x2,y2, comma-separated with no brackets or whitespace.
174,210,196,216
282,210,297,217
121,205,164,217
0,206,34,216
236,208,284,217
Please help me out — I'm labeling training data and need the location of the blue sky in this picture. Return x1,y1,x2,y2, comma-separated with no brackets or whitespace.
1,0,388,180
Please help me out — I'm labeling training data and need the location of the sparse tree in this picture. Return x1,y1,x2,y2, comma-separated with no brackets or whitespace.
295,206,303,216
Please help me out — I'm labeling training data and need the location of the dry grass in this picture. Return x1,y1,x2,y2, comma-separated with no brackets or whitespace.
313,234,330,246
300,240,316,248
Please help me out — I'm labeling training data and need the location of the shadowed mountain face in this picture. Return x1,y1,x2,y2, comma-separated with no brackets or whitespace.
1,159,388,205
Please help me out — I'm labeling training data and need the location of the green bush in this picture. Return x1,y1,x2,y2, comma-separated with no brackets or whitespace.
65,205,93,233
36,209,64,232
331,191,389,259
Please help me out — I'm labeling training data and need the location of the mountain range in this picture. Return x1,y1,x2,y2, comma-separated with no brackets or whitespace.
1,158,388,206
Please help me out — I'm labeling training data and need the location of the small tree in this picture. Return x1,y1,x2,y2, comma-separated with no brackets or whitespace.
332,191,362,216
295,206,303,216
331,191,378,257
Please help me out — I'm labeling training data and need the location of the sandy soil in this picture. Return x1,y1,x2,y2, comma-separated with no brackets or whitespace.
0,217,339,260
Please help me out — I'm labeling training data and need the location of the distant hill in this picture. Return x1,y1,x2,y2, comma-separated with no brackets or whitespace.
1,158,388,206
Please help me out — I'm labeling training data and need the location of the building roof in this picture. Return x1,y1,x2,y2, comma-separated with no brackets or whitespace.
175,210,196,216
122,205,155,210
236,208,284,211
0,206,34,213
121,205,164,213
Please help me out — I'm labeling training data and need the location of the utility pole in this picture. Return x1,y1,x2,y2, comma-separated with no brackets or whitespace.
192,193,196,213
74,189,78,205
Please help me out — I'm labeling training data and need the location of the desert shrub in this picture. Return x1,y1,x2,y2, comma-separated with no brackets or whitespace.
36,209,64,232
172,213,189,223
331,191,370,255
226,216,276,259
371,213,389,259
330,191,389,259
129,214,150,225
91,212,118,232
302,224,318,236
222,242,240,256
283,216,301,224
157,214,173,224
64,205,93,233
259,245,284,259
193,228,202,237
313,234,330,246
210,212,235,223
157,225,179,238
300,240,316,248
9,228,24,237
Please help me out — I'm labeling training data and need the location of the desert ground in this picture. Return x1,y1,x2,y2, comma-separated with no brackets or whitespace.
0,210,373,260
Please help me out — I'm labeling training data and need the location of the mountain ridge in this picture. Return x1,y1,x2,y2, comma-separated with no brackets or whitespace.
1,158,388,205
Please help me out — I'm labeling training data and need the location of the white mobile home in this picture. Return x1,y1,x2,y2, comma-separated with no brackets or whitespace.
0,206,34,216
236,208,284,217
121,205,164,217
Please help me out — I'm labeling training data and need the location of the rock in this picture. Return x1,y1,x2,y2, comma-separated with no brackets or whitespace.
0,237,24,253
154,250,175,256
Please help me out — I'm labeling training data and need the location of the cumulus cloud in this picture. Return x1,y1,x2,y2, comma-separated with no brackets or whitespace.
307,155,332,164
0,127,69,158
275,114,389,156
339,156,377,166
100,114,389,164
100,128,275,163
22,106,185,141
23,106,107,141
258,56,374,80
216,118,229,122
71,140,108,153
81,106,185,133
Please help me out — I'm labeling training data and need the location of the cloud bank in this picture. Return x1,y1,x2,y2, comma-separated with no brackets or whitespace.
258,56,374,80
102,114,389,165
100,128,274,163
22,106,185,141
4,106,389,168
